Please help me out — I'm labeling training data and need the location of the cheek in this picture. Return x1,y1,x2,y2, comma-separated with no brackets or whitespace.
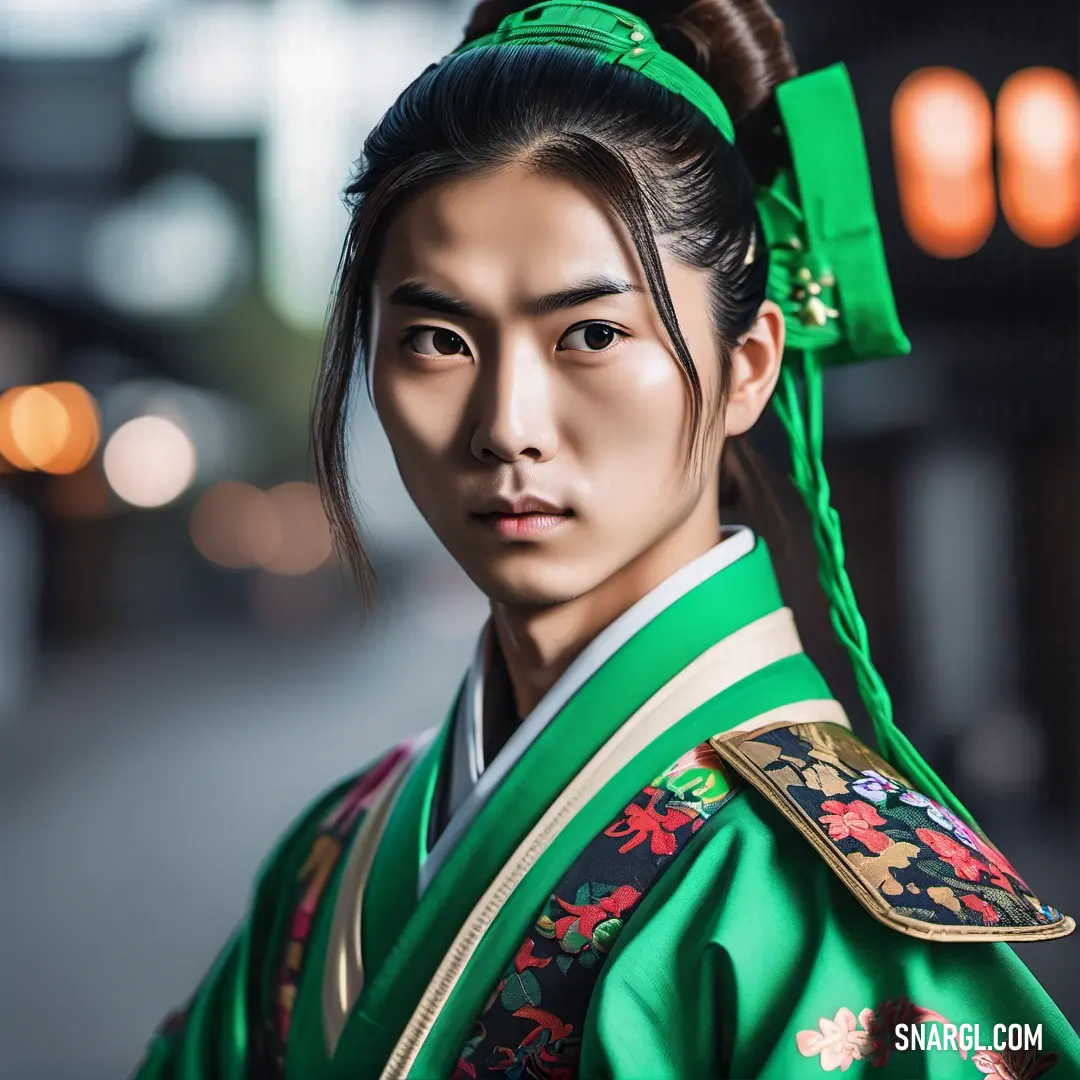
568,346,691,484
375,368,468,467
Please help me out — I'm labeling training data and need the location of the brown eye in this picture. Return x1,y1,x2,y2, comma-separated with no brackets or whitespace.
407,327,470,356
558,322,622,352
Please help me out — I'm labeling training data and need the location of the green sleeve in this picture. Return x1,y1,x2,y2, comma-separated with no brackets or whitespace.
584,789,1080,1079
127,772,365,1080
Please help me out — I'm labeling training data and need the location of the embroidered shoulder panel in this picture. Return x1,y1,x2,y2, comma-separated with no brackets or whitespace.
711,721,1075,942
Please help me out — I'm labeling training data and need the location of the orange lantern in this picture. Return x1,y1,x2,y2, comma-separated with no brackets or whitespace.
996,67,1080,248
892,68,997,258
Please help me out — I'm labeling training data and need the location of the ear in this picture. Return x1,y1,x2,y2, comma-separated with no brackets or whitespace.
723,300,786,437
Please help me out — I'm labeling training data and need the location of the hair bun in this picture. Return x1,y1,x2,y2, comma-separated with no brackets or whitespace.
643,0,796,123
463,0,797,125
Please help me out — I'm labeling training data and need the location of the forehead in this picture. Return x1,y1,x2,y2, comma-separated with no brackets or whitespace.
377,163,641,297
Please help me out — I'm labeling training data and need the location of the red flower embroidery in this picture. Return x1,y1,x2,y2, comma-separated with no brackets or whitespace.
604,788,695,854
552,885,640,941
967,832,1023,896
514,1005,574,1042
514,939,551,973
818,799,892,853
960,893,1001,925
451,1057,477,1080
489,1006,576,1080
916,828,992,883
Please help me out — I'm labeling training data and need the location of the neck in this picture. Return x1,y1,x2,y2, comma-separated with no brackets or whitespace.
489,499,723,718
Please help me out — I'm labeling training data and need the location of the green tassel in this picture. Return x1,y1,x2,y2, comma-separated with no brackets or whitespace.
772,350,979,831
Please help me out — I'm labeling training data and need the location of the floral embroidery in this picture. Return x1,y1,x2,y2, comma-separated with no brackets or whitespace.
927,803,960,831
819,799,892,853
738,724,1066,932
916,828,991,883
847,842,920,896
851,770,900,804
960,893,1001,925
796,1006,875,1071
604,788,695,855
456,741,734,1078
973,1047,1060,1079
536,883,641,972
927,885,963,913
799,996,1067,1076
257,742,414,1074
899,790,931,808
798,998,1065,1075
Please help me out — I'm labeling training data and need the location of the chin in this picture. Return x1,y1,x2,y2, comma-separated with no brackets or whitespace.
462,551,602,609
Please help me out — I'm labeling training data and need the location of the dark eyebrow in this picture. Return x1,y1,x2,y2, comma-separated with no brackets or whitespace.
387,281,479,319
529,275,640,316
385,275,639,321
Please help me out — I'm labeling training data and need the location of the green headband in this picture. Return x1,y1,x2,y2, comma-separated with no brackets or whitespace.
456,0,736,141
451,1,975,829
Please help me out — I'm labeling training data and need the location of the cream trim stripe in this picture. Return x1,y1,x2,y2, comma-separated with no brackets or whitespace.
380,606,803,1078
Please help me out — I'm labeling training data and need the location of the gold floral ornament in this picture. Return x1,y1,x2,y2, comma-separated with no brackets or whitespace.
757,168,845,350
792,254,840,328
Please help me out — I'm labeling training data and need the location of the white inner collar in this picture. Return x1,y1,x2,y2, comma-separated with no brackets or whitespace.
422,524,756,894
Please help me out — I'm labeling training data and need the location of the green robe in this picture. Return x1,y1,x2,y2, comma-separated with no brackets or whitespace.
131,537,1080,1079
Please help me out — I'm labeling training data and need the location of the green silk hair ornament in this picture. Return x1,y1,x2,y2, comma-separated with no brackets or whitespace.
453,2,978,829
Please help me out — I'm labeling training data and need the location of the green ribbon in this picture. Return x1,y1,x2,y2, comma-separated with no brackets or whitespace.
759,64,910,365
451,1,979,830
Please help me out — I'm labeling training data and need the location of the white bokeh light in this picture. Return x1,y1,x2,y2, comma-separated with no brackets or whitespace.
131,0,471,329
130,1,267,136
103,415,196,508
85,174,248,318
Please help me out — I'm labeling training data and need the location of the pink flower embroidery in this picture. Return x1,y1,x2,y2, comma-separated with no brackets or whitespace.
819,800,892,853
796,1006,875,1071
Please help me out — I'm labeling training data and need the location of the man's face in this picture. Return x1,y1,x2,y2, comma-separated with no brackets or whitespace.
371,162,726,607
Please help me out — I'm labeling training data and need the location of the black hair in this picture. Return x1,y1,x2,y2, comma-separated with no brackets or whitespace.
314,0,797,597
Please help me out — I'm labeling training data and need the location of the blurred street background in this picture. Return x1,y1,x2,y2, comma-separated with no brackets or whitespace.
0,0,1077,1076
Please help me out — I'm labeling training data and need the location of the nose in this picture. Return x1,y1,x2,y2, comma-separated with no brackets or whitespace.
469,343,559,465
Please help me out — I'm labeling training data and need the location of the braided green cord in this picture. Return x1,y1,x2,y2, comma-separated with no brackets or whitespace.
773,350,980,830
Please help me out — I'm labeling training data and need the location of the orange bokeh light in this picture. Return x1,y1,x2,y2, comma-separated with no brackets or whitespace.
262,482,334,576
37,382,101,473
893,68,997,258
190,481,282,569
996,67,1080,247
0,381,101,473
191,480,332,575
0,388,36,470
